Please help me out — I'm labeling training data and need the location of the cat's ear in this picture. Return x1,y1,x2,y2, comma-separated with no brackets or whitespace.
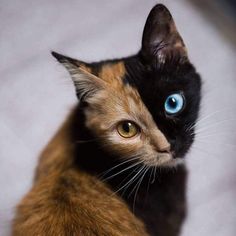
51,51,93,73
141,4,188,66
51,51,106,100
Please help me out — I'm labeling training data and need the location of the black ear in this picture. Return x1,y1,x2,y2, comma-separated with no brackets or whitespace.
141,4,187,66
51,51,106,100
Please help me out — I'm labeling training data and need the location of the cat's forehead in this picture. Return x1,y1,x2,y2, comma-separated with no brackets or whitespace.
93,58,200,123
96,59,193,97
98,62,126,85
85,62,157,131
96,62,145,112
95,60,168,107
89,68,142,116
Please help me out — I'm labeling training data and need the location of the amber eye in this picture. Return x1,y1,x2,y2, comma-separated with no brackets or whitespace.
117,121,139,138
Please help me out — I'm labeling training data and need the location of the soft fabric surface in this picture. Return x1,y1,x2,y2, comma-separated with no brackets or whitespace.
1,0,236,235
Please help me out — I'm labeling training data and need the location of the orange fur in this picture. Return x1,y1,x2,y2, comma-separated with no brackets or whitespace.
98,62,126,85
12,108,148,236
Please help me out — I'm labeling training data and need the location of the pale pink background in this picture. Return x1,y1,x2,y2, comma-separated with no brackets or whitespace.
1,0,236,235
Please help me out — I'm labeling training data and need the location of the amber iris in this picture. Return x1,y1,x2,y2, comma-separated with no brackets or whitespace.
117,121,139,138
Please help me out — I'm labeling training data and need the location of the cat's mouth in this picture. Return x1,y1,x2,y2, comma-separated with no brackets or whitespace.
144,152,183,167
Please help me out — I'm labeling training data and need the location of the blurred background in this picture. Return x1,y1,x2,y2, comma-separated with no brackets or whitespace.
0,0,236,235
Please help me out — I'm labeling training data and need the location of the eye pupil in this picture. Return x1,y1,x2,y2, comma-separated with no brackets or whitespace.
122,122,131,133
168,97,177,108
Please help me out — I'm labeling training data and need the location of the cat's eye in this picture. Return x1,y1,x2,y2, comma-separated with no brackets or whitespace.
117,121,139,138
164,93,185,115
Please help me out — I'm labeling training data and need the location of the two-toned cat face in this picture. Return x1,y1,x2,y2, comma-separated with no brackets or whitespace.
52,4,201,167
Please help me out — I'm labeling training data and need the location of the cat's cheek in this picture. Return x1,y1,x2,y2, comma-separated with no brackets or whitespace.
139,148,168,167
142,153,184,168
107,131,141,143
139,144,184,167
105,134,143,156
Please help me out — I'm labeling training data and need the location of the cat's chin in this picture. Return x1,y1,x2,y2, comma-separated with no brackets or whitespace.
158,158,185,168
145,156,185,168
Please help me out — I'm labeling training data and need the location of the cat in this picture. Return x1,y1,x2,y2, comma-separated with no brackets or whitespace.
12,4,201,236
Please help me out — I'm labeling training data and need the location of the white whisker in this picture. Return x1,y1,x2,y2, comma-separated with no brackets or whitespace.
194,118,236,135
196,139,236,148
126,166,147,199
190,145,225,159
190,108,232,129
132,166,149,212
151,165,157,184
101,160,143,182
112,165,146,196
120,165,144,197
195,131,233,139
98,156,140,179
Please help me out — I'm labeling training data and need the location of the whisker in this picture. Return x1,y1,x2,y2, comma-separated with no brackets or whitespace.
188,108,232,131
128,166,147,199
126,165,147,199
112,165,146,196
132,166,149,212
98,156,140,179
122,165,147,198
143,166,154,205
119,165,144,197
146,166,154,193
190,145,225,160
101,160,143,182
151,165,157,184
195,139,236,148
195,131,233,139
124,165,147,196
186,107,235,134
194,118,236,135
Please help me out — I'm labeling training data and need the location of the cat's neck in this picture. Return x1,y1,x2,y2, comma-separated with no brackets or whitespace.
36,106,187,236
73,106,187,236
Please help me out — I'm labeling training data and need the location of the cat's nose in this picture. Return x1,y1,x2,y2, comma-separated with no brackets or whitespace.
151,129,171,154
158,144,171,154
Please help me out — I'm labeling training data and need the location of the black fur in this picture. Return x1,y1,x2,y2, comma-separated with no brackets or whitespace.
71,52,200,236
124,54,201,159
52,4,202,236
72,100,188,236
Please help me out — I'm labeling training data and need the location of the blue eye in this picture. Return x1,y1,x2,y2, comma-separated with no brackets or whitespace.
164,93,185,115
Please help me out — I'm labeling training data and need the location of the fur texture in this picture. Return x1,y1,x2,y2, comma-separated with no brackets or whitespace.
13,110,148,236
13,4,201,236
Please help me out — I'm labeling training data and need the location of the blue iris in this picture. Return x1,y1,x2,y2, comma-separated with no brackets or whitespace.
164,93,185,115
